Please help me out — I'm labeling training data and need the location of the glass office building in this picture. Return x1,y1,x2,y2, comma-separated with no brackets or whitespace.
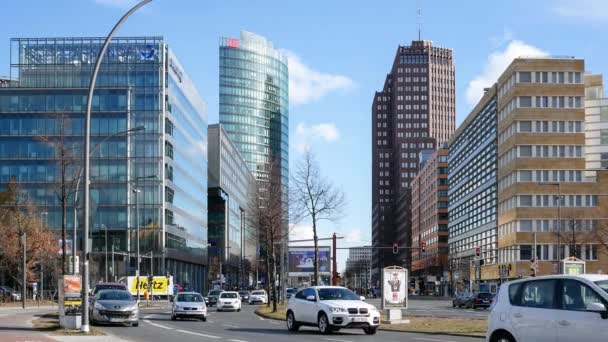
447,86,498,293
219,31,289,213
0,37,208,292
208,124,257,288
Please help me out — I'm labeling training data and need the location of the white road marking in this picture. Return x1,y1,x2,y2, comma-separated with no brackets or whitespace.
268,321,282,325
143,319,173,330
324,339,353,342
413,338,459,342
0,314,9,317
208,320,215,323
229,340,249,342
176,329,221,339
223,324,238,328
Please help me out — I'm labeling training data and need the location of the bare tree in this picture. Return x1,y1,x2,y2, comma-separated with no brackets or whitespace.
554,213,594,259
38,114,81,274
245,159,289,313
291,150,345,286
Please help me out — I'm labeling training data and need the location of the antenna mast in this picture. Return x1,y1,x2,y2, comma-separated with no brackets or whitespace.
417,0,422,41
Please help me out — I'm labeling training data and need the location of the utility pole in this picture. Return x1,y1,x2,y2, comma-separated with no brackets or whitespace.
22,232,26,309
332,233,338,285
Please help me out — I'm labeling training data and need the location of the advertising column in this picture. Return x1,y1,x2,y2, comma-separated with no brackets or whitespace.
381,266,409,324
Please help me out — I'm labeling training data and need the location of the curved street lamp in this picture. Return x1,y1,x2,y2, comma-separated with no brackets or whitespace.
81,0,152,333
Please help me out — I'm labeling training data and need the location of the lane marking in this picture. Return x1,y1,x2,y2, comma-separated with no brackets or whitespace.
413,338,459,342
229,340,249,342
324,339,353,342
176,329,221,339
143,319,173,330
208,320,215,324
0,314,9,317
268,321,281,325
223,324,238,328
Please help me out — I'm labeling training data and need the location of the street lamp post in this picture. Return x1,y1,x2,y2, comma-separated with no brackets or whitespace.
133,175,155,302
72,126,144,276
81,0,152,332
101,225,108,282
40,212,48,300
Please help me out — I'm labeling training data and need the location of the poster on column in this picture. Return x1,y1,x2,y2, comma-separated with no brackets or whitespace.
382,266,408,308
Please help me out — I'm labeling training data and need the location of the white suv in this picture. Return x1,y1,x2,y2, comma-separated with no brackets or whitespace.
487,274,608,342
286,286,380,335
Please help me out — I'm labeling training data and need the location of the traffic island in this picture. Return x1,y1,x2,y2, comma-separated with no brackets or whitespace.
32,313,106,336
255,305,486,338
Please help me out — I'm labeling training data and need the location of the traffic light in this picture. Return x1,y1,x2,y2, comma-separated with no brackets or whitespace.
475,247,481,257
421,242,426,253
392,242,398,254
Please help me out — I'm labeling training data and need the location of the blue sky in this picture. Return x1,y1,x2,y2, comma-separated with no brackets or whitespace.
2,0,607,271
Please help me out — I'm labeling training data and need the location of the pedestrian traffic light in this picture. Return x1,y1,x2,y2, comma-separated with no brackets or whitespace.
475,247,481,257
392,242,398,254
421,242,426,253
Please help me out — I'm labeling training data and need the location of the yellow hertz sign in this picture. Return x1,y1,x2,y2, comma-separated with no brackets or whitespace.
130,277,169,293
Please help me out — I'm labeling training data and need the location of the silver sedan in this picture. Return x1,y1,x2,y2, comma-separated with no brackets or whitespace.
91,289,139,327
172,292,207,321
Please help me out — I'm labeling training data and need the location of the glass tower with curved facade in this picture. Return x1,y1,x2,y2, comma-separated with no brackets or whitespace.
219,31,289,223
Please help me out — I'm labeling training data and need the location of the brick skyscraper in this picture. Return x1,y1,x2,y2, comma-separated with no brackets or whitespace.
371,40,455,281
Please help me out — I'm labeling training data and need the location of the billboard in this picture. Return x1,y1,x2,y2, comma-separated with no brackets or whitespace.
288,246,331,276
382,266,408,309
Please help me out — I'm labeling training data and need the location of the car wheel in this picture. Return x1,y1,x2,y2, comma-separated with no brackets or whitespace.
286,311,300,332
132,322,139,327
491,332,516,342
237,307,241,312
363,327,377,335
318,313,332,334
217,308,222,312
171,315,176,321
452,302,456,308
201,316,207,322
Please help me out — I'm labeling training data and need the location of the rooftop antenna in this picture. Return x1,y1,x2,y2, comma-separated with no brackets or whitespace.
417,0,422,41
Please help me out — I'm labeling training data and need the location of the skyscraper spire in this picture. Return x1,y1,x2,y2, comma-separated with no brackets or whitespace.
417,0,422,41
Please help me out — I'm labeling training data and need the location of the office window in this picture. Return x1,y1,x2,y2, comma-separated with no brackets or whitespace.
519,72,531,83
601,130,608,144
519,121,532,132
519,96,532,107
165,141,174,159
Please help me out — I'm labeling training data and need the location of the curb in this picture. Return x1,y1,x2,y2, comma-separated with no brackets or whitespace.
254,309,485,339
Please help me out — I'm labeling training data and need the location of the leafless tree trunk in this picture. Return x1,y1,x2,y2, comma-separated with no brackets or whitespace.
38,114,80,275
245,158,290,313
291,150,345,286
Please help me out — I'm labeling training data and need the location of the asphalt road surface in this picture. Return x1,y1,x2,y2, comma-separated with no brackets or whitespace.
97,303,482,342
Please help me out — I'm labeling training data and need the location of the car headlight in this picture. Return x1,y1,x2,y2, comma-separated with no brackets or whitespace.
330,307,347,313
94,302,105,310
175,305,182,310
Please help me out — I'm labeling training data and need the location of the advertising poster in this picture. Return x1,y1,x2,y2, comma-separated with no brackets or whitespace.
288,246,331,276
382,267,408,308
59,275,82,316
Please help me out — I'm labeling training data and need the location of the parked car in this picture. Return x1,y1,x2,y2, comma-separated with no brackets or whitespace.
238,291,250,302
0,286,21,301
90,289,139,327
217,291,241,312
452,293,471,308
486,274,608,342
171,292,207,321
205,290,223,307
286,288,297,299
464,292,493,309
286,286,381,335
248,290,268,305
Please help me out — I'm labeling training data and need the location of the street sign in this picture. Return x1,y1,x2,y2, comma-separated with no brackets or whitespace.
208,240,217,247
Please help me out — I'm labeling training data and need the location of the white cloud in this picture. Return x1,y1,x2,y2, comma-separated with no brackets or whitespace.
466,40,548,107
552,0,608,20
283,50,355,106
294,122,340,153
93,0,137,9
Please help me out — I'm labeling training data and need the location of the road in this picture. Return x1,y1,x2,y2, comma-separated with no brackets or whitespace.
98,303,482,342
367,298,489,319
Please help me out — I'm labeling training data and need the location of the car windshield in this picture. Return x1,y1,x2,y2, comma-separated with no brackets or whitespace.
97,291,132,301
478,293,492,298
208,290,222,296
287,289,296,293
220,293,238,298
318,288,360,301
177,294,204,302
93,285,125,295
595,280,608,294
252,291,265,295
